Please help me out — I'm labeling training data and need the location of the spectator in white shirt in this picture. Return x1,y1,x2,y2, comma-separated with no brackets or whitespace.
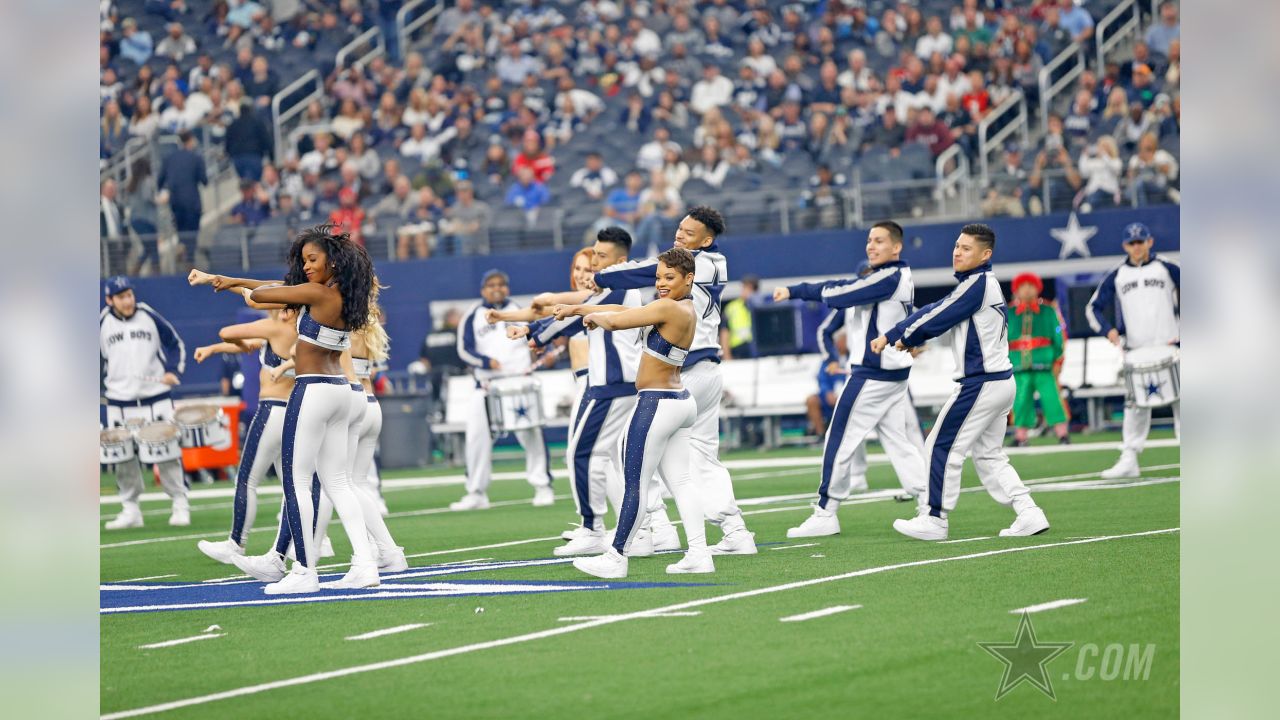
299,133,338,177
689,64,735,116
1078,136,1124,210
569,152,619,200
742,37,778,78
691,144,730,188
838,49,873,92
636,126,679,173
915,15,953,60
400,122,455,164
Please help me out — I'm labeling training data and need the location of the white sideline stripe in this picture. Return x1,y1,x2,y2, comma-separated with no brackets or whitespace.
937,536,994,544
345,624,432,641
771,543,821,551
100,528,1179,720
104,584,602,614
100,439,1182,506
137,633,225,650
115,574,178,583
557,612,702,622
1011,598,1088,614
779,605,862,623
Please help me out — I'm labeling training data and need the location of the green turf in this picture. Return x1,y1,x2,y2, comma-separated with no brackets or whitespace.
101,440,1179,719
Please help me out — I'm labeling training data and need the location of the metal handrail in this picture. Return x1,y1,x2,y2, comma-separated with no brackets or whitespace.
977,90,1029,185
1097,0,1141,74
1037,43,1086,134
270,70,323,164
935,143,970,215
336,26,384,70
398,0,443,52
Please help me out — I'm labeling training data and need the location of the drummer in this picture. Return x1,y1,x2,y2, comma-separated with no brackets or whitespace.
100,276,191,529
450,269,554,511
1086,222,1181,478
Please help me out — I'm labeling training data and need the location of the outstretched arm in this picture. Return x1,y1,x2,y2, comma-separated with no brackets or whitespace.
884,273,986,348
531,289,593,311
250,281,334,308
194,340,262,363
552,303,632,320
189,269,281,293
583,299,676,331
487,306,540,324
219,317,284,343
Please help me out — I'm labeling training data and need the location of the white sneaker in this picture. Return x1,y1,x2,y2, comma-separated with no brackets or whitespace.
893,512,949,541
711,529,759,555
999,506,1050,537
168,506,191,527
532,485,555,507
626,528,654,557
651,524,682,552
104,506,143,530
449,492,491,511
554,532,606,557
264,564,320,595
197,538,245,565
561,524,595,541
320,557,380,589
573,548,628,579
850,478,869,493
666,549,715,574
377,546,408,573
1100,452,1140,479
319,535,335,558
788,506,840,538
231,551,287,582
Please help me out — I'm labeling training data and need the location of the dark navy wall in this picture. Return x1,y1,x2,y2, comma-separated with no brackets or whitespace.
125,205,1178,389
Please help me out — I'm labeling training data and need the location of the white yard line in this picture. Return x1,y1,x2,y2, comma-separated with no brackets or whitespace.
113,574,178,583
557,612,702,622
101,527,1179,720
136,633,225,650
779,605,862,623
345,624,432,641
100,439,1182,507
1011,598,1089,614
770,543,821,551
937,537,994,544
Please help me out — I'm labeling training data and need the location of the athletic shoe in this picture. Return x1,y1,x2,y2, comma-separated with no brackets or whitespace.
231,551,287,583
666,549,715,574
553,532,606,557
104,506,143,530
1100,452,1140,479
319,535,335,558
449,492,491,511
377,546,409,573
197,539,245,565
1058,435,1072,445
532,485,555,507
320,557,380,589
651,524,682,552
1011,438,1028,448
264,564,320,595
627,528,654,557
710,529,758,555
892,512,949,541
850,478,869,493
787,507,840,538
561,524,595,542
999,506,1050,537
572,548,628,579
168,506,191,527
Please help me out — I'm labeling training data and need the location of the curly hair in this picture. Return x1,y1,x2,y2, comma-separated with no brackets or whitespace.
284,224,375,330
657,246,696,276
685,205,726,239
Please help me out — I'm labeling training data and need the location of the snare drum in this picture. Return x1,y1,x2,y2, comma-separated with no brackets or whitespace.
485,376,545,434
174,405,228,448
100,427,136,464
1123,346,1180,408
136,421,182,464
123,417,146,437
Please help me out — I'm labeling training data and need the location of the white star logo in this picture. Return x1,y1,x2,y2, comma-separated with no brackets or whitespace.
1049,212,1099,259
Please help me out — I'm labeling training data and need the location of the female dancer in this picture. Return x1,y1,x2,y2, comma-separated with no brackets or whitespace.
192,225,379,594
552,247,711,578
188,306,298,564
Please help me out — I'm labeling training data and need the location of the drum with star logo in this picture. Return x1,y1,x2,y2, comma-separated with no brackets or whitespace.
485,376,546,435
1122,346,1180,408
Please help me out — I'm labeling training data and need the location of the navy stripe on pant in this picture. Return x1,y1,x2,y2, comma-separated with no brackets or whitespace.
612,395,661,554
927,382,983,517
572,398,613,529
230,402,271,545
818,374,867,509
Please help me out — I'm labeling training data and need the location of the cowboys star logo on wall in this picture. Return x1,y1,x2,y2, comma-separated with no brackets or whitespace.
1050,212,1099,260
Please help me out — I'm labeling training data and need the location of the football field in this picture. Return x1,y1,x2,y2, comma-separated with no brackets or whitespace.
100,432,1179,719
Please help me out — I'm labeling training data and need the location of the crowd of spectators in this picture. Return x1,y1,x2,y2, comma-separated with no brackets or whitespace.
101,0,1182,269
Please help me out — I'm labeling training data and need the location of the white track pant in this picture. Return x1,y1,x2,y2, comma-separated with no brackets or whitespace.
818,373,927,510
105,397,187,513
612,390,706,555
1121,403,1180,455
279,376,372,569
838,390,926,488
464,388,551,495
679,361,743,527
229,399,285,547
923,376,1037,518
566,392,635,531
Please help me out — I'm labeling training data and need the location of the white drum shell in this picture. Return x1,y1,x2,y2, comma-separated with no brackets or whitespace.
486,377,545,434
1123,347,1180,408
137,422,182,463
100,429,135,464
174,406,228,449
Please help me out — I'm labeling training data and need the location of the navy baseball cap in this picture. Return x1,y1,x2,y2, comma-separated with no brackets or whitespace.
104,275,133,296
481,269,509,286
1121,223,1152,243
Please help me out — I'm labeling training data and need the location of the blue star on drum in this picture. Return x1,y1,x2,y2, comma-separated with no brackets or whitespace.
1145,381,1162,399
514,404,529,419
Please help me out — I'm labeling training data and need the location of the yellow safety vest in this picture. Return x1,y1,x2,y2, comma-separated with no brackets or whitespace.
724,298,753,347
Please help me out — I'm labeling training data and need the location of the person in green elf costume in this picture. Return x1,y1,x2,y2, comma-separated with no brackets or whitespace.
1008,272,1070,446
